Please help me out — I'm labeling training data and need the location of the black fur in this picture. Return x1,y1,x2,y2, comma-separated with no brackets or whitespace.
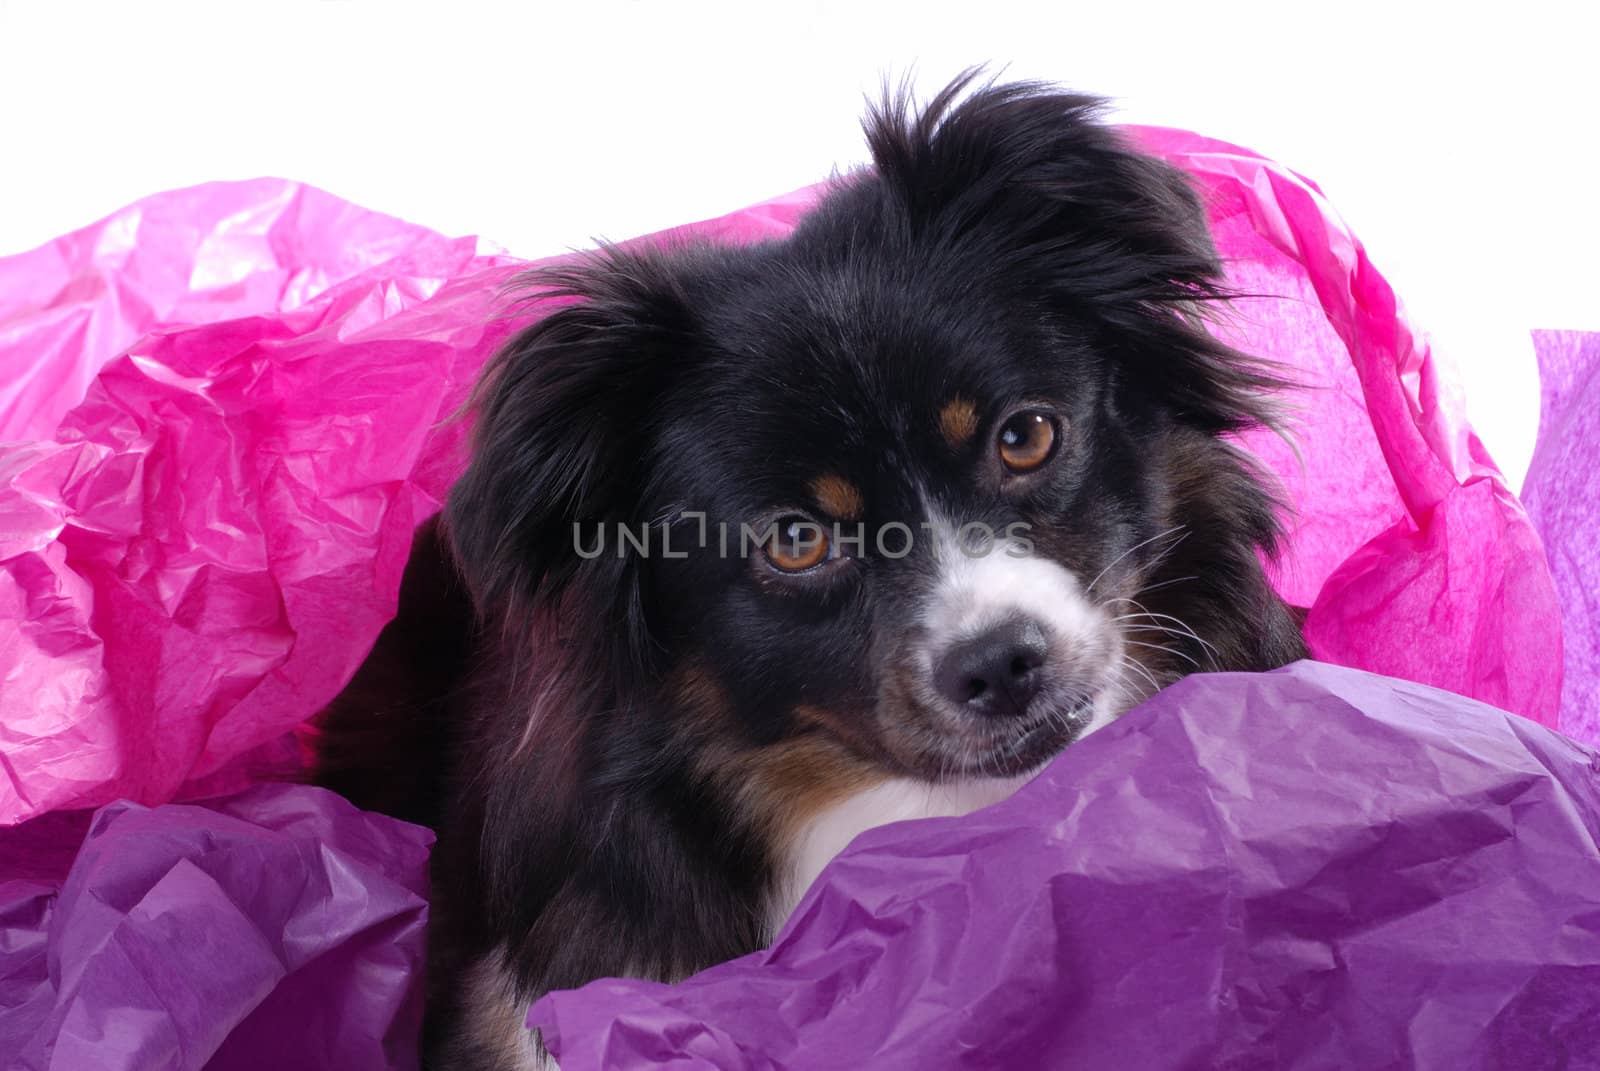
316,71,1307,1070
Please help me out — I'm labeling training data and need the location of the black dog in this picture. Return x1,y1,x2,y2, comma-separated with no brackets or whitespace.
317,71,1307,1069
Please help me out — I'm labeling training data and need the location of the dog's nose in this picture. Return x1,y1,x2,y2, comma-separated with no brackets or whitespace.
934,618,1049,719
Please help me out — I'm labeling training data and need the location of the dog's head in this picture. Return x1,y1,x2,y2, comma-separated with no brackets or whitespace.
449,75,1298,829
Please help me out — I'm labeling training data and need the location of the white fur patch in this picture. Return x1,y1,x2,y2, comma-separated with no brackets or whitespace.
917,512,1126,718
919,524,1103,658
766,772,1035,935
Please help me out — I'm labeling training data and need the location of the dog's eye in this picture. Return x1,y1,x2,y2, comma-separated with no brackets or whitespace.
997,411,1058,473
764,515,832,572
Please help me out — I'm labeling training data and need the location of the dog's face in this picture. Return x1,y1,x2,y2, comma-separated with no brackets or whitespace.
635,257,1144,782
450,79,1295,827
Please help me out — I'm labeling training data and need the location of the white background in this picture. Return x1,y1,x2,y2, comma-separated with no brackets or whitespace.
2,0,1595,488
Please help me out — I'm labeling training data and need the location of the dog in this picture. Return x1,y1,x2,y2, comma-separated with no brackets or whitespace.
316,71,1308,1070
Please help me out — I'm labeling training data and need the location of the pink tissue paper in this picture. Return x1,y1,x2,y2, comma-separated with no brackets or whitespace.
0,134,1570,829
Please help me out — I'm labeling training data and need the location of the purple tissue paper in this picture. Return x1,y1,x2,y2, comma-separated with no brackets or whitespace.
531,660,1600,1071
0,784,431,1070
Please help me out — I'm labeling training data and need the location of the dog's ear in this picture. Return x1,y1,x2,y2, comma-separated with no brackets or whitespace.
863,71,1288,432
446,251,691,663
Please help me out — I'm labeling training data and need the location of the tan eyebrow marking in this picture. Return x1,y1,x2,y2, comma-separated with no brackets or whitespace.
939,396,980,449
809,473,865,521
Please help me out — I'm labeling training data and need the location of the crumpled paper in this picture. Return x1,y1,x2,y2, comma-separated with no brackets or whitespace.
1522,330,1600,747
0,178,485,444
0,180,519,825
531,659,1600,1071
1125,127,1562,733
0,783,431,1070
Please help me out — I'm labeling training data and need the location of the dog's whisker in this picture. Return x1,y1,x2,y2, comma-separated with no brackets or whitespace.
1085,525,1189,594
1117,653,1164,700
1123,538,1190,594
1107,599,1224,668
1131,574,1199,596
1114,617,1214,649
1122,638,1203,671
1105,676,1144,715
